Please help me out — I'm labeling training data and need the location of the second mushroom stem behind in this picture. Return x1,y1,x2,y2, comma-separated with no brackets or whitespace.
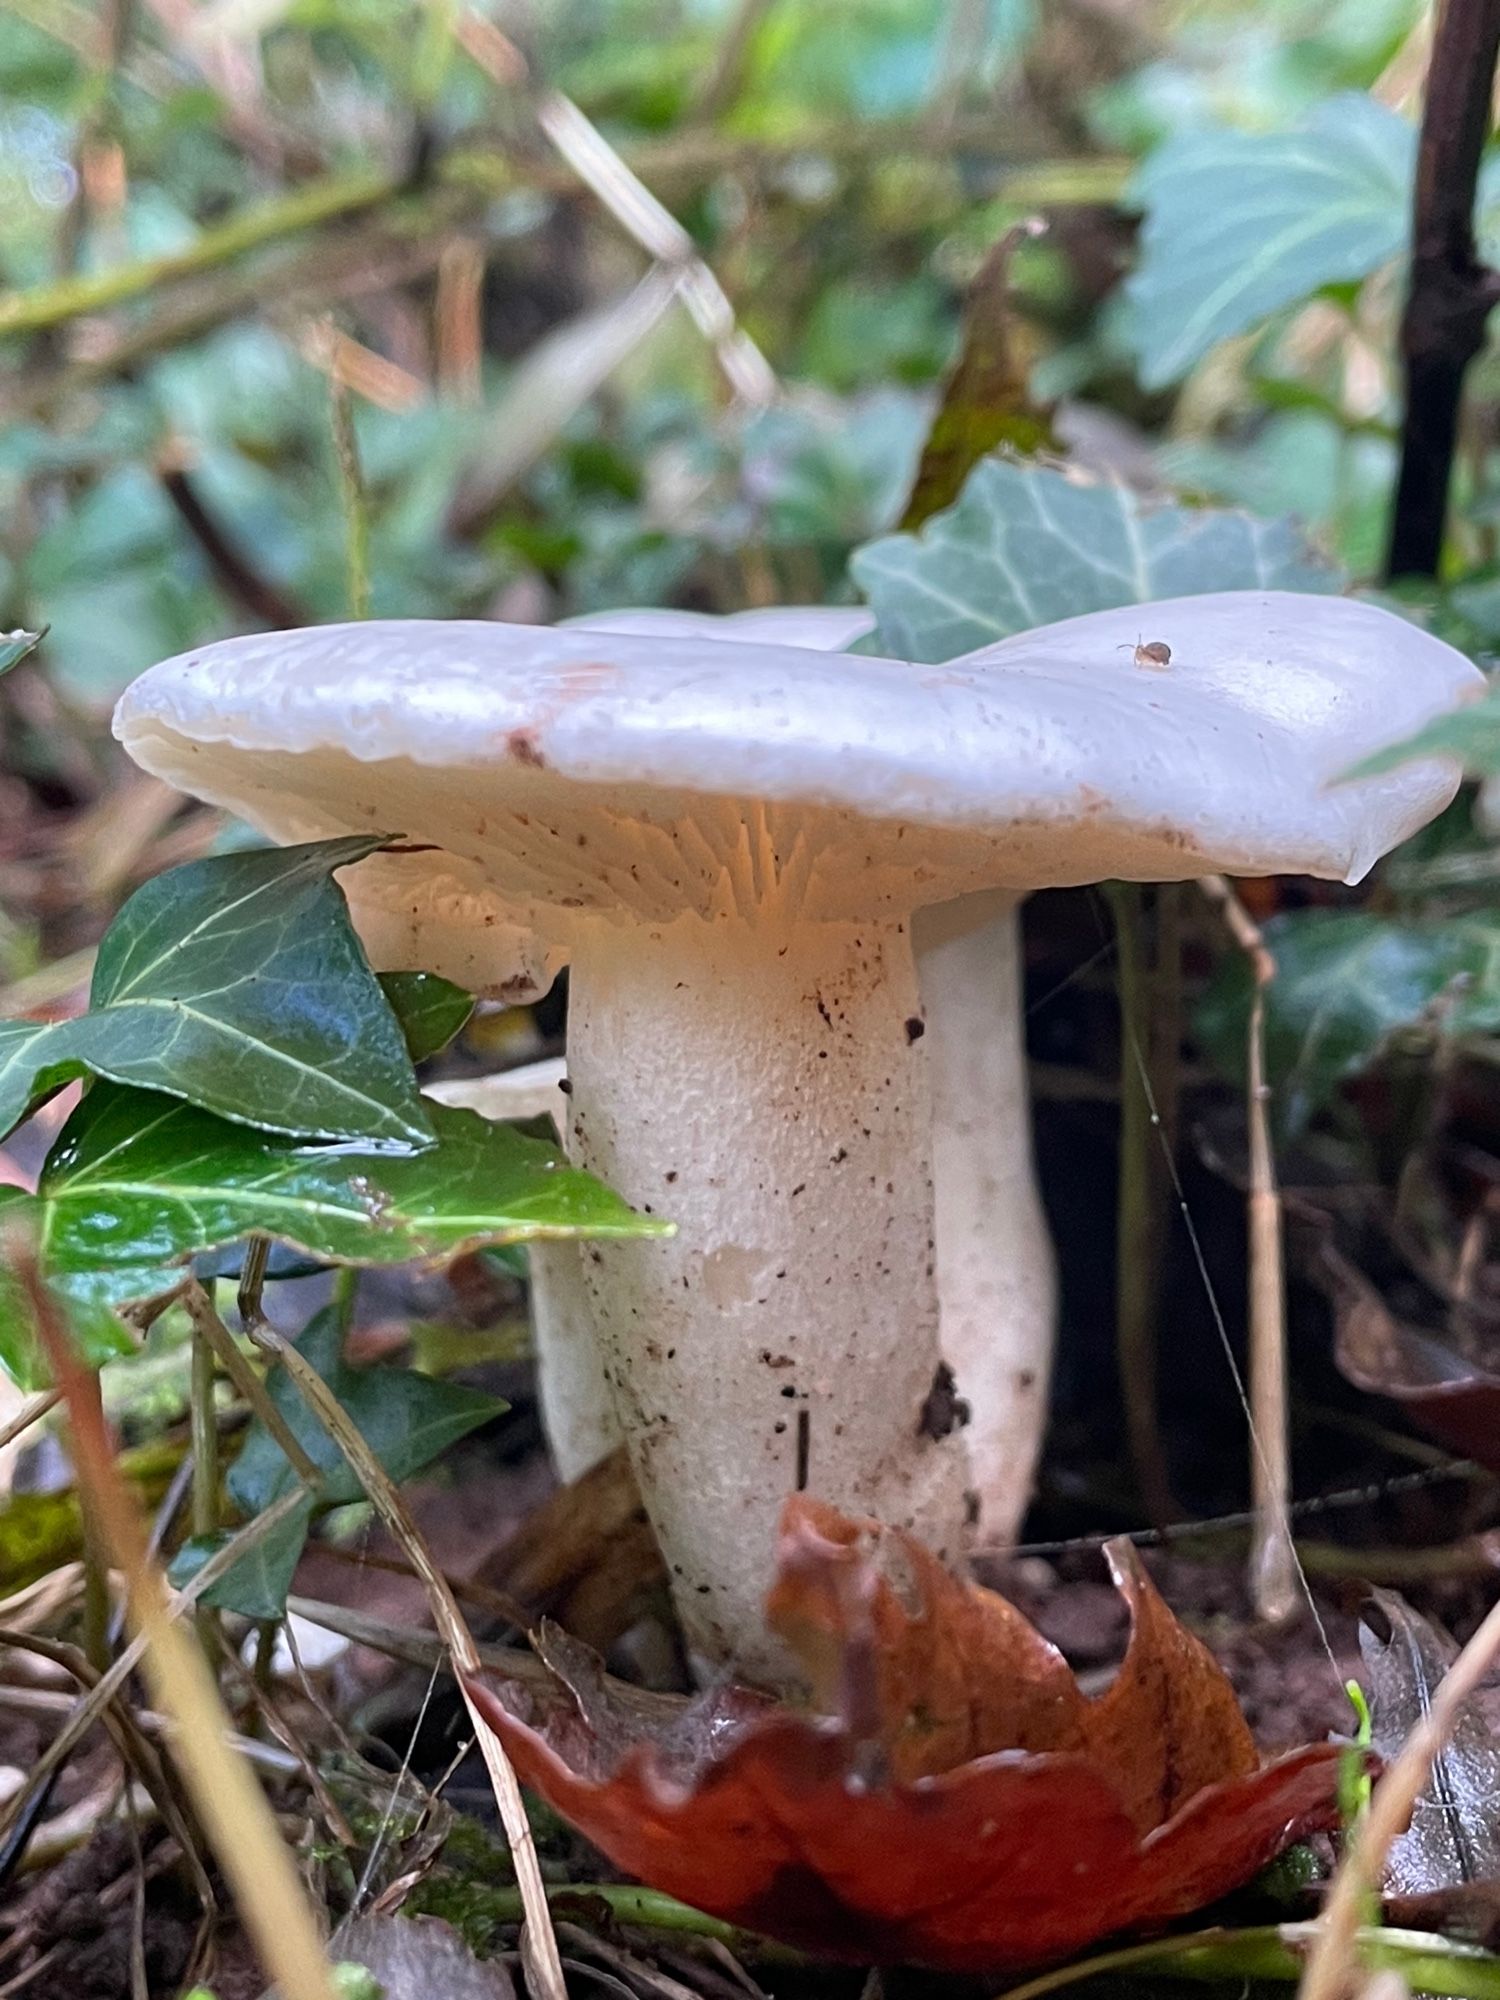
914,890,1056,1549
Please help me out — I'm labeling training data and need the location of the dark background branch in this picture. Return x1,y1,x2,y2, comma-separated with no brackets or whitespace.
159,461,310,629
1386,0,1500,580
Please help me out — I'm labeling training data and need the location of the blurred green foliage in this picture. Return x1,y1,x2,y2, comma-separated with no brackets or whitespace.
9,0,1500,1171
0,0,1452,713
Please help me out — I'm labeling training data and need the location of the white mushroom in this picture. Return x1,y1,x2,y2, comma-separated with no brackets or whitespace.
571,608,1055,1545
114,592,1478,1681
425,1057,612,1479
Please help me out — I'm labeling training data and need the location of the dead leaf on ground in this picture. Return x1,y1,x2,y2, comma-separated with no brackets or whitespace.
466,1498,1351,1973
478,1442,667,1651
1324,1238,1500,1469
1361,1589,1500,1894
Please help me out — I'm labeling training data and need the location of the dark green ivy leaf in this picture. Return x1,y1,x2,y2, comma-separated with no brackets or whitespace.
168,1497,317,1621
1196,910,1500,1132
168,1306,506,1617
229,1307,504,1515
0,837,435,1151
0,1082,667,1388
379,971,475,1064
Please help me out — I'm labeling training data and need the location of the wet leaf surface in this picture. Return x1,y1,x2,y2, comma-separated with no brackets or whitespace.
0,838,435,1149
0,1086,668,1386
467,1499,1350,1972
380,970,475,1065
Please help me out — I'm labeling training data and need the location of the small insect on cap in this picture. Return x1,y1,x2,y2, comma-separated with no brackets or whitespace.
112,589,1481,992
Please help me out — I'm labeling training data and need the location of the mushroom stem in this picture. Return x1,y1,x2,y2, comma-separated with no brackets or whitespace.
529,1240,621,1481
425,1060,620,1481
564,909,971,1683
914,891,1056,1549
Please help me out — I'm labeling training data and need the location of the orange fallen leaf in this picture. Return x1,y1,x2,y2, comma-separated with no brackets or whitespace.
467,1498,1352,1972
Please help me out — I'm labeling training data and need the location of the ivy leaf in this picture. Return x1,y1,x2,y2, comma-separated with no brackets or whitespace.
852,455,1339,663
0,1083,667,1388
1122,95,1414,389
169,1498,316,1621
0,838,435,1151
168,1307,505,1618
228,1307,503,1515
379,971,474,1064
1196,910,1500,1132
0,1186,136,1386
0,628,45,677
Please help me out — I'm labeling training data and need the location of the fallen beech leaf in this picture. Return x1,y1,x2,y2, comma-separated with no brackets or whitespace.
467,1498,1350,1971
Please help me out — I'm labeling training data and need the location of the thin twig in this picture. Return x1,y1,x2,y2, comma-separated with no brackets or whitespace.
436,236,486,402
0,1388,59,1455
181,1279,320,1485
158,456,310,628
456,9,777,406
0,1627,212,1905
324,337,371,621
1385,0,1500,579
0,167,395,336
1198,873,1296,1623
691,0,776,120
13,1254,338,2000
250,1322,569,2000
1,124,1117,345
0,1483,314,1853
234,1238,272,1335
189,1315,220,1653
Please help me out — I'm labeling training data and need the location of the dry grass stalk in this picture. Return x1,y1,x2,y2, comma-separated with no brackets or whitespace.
0,1484,313,1857
0,1390,59,1457
1197,873,1297,1623
436,237,487,403
253,1322,570,2000
455,8,777,407
14,1252,339,2000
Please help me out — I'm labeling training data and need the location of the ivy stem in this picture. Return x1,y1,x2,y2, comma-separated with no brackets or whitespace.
237,1235,272,1333
327,352,370,621
995,1922,1500,2000
1105,883,1176,1527
189,1325,220,1651
1386,0,1500,578
448,1881,803,1960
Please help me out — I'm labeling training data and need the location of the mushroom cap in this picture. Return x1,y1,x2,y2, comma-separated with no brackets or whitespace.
114,592,1480,992
568,605,873,651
